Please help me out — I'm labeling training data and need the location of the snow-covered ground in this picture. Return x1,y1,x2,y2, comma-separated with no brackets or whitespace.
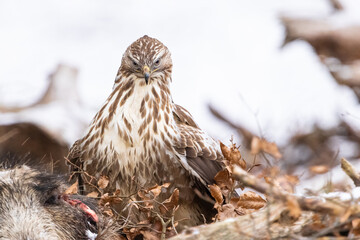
0,0,359,146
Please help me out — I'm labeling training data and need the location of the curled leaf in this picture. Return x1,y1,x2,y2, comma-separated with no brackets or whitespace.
220,142,232,160
214,169,233,189
209,184,224,209
220,141,242,164
159,188,179,214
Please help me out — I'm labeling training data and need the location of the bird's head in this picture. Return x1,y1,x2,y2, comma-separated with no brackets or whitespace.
120,35,173,85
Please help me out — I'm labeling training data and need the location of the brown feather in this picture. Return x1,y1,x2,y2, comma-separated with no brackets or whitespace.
173,104,199,128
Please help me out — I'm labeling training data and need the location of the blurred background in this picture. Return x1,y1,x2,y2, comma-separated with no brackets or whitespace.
1,0,360,191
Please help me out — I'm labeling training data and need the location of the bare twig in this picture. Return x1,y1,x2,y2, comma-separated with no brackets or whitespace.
156,213,171,240
232,165,350,215
341,158,360,187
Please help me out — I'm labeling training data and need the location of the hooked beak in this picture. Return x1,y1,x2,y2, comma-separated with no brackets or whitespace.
143,65,150,84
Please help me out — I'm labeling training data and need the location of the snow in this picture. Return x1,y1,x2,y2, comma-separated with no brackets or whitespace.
0,102,92,144
0,0,359,145
321,187,360,201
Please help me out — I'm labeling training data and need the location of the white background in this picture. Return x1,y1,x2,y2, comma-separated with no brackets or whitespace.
1,0,359,145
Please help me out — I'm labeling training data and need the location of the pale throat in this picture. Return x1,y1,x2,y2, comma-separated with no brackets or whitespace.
97,73,177,160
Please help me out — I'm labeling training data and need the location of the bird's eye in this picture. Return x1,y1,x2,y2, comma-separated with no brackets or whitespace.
154,59,160,65
132,61,138,66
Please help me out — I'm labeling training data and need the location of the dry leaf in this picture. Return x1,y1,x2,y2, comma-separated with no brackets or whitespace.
277,175,299,193
209,184,223,209
159,188,179,214
286,196,301,220
161,182,171,188
64,180,78,194
214,169,233,189
251,137,282,159
237,191,266,210
99,192,122,206
217,204,242,221
86,191,99,198
103,206,114,217
97,175,110,189
220,141,242,164
220,142,232,160
229,197,240,207
352,219,360,236
309,165,330,174
238,158,247,170
229,148,242,164
148,184,162,198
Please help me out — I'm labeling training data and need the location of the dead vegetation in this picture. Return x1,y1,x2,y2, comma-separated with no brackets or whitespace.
1,0,360,239
62,139,360,239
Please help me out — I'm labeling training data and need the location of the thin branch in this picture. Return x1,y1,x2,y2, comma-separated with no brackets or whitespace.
341,158,360,187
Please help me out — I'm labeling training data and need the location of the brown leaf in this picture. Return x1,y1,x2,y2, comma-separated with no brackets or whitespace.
209,184,223,209
305,214,326,232
99,193,122,206
234,207,246,216
86,191,99,198
97,175,109,189
286,196,301,220
220,141,242,165
264,176,272,184
309,165,330,174
148,184,162,198
159,188,179,214
138,190,153,208
284,175,299,185
64,181,78,194
103,210,113,217
352,219,360,236
217,204,242,221
220,142,232,160
229,197,240,208
251,137,282,159
214,169,233,189
237,191,266,210
161,182,171,188
229,148,242,164
277,175,299,193
238,158,246,170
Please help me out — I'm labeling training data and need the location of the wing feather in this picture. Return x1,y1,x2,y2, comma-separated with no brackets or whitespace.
173,104,199,129
172,104,223,192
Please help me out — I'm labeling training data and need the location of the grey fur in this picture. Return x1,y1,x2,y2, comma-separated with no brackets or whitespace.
0,166,121,240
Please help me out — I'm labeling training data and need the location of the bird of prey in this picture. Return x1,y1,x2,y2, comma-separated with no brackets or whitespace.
68,35,223,228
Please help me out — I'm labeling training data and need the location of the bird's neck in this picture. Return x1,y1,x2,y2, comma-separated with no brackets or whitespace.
85,74,176,148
